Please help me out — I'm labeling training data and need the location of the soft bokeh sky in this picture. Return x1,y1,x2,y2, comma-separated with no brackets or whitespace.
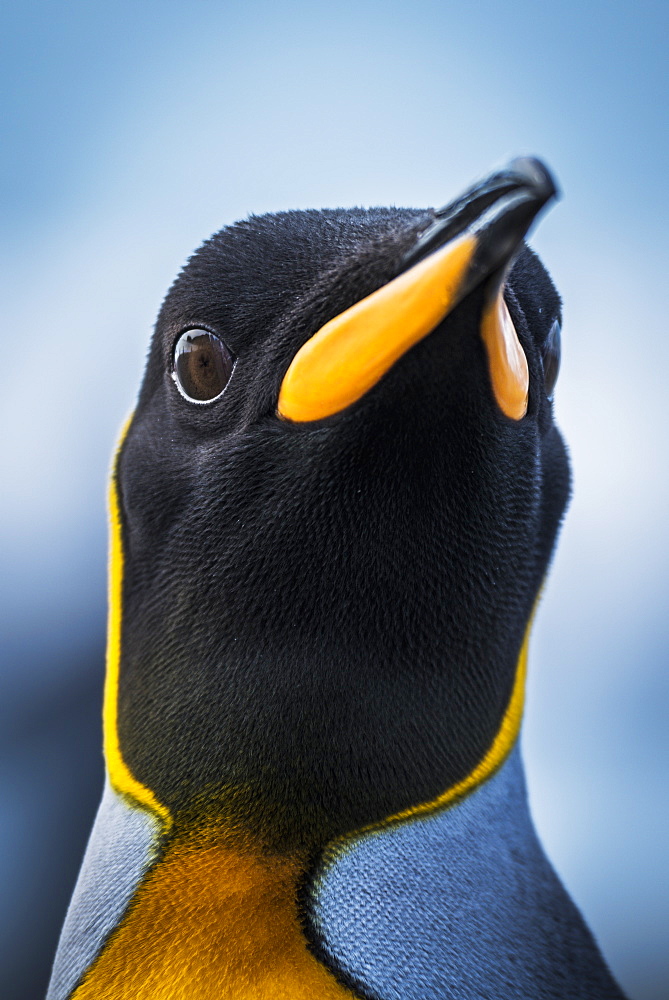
2,2,668,998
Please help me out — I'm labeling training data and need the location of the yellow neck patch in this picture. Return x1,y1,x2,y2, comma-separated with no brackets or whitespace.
102,415,172,829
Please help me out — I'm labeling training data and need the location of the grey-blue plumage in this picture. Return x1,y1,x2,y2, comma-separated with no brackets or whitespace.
47,158,627,1000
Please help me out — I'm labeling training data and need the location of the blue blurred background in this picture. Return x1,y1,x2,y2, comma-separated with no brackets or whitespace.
1,2,667,997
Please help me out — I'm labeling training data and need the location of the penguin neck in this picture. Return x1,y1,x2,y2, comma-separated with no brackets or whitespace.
307,743,621,999
314,739,535,904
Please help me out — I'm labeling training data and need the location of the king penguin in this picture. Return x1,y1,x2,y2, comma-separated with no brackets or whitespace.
48,157,627,1000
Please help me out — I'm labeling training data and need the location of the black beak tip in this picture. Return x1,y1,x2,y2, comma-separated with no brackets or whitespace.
402,156,560,273
507,156,560,206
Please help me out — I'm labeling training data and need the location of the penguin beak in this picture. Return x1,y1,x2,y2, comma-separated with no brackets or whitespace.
277,157,557,424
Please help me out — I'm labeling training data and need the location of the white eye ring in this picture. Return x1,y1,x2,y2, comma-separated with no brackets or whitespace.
542,319,561,400
172,329,235,404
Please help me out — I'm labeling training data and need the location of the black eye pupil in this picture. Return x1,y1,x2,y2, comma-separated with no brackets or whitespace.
542,318,561,400
173,330,234,402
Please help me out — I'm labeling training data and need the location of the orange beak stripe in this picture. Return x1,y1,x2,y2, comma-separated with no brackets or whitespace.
277,234,476,423
277,231,529,424
480,291,529,421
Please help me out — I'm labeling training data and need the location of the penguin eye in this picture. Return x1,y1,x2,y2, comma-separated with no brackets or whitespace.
172,329,234,403
542,318,561,400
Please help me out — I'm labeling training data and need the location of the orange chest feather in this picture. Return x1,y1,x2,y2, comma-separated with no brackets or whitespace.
72,839,354,1000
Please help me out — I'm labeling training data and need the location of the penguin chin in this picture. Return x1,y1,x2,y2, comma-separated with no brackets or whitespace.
115,372,564,849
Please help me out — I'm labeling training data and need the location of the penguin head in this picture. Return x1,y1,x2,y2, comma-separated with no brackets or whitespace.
114,158,570,849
